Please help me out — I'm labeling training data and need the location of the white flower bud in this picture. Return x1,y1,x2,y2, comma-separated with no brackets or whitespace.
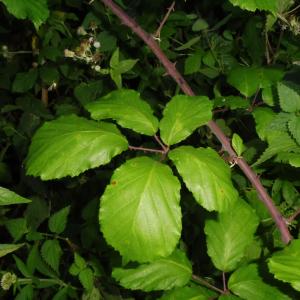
93,41,101,48
77,26,87,36
64,49,75,58
94,65,101,72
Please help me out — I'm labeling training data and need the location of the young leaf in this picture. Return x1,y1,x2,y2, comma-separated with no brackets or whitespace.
0,187,31,206
85,89,159,136
79,268,94,291
112,249,192,292
41,240,62,274
26,115,128,180
204,200,259,271
48,206,70,234
0,0,49,29
160,285,217,300
228,264,291,299
232,133,245,156
228,0,279,13
0,244,24,258
169,146,238,212
159,95,212,145
277,82,300,113
268,239,300,292
288,115,300,145
100,156,181,263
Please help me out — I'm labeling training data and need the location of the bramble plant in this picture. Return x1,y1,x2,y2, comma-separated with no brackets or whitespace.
1,0,300,299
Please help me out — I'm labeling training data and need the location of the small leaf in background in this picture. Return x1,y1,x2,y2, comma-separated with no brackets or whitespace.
48,206,70,234
39,66,60,85
79,268,94,291
41,239,62,274
12,68,38,93
204,200,259,271
268,239,300,292
228,0,279,13
100,157,181,263
25,197,49,230
74,252,87,270
232,133,245,156
169,146,238,212
159,95,212,145
15,285,34,300
5,218,28,241
74,80,103,106
228,264,291,299
0,244,24,258
25,115,128,180
112,249,192,292
0,0,49,29
192,18,209,31
0,187,31,206
184,51,203,75
277,82,300,113
85,89,159,136
288,115,300,145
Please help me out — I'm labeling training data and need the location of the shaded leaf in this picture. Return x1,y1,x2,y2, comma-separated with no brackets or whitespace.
112,250,192,292
48,206,70,234
0,187,31,206
228,264,291,299
100,157,181,263
86,89,158,136
205,200,259,271
12,69,38,93
169,146,238,212
41,240,62,273
160,95,212,145
79,268,94,291
0,244,24,258
26,115,128,180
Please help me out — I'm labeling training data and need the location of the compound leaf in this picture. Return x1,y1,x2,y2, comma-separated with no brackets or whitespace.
169,146,238,212
159,95,212,146
268,239,300,292
26,115,128,180
205,200,259,271
100,157,181,263
228,264,291,299
112,249,192,292
85,89,158,136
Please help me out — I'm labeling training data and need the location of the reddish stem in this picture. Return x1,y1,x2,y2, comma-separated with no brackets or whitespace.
128,145,165,154
101,0,292,244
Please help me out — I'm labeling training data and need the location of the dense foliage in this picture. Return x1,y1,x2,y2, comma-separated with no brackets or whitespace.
1,0,300,299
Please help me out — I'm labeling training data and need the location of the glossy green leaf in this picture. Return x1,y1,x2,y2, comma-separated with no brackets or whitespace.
100,156,181,263
85,89,159,136
112,249,192,292
0,187,31,206
232,133,245,156
48,206,70,234
160,284,217,299
227,67,283,97
228,264,291,299
268,239,300,291
204,200,259,271
41,240,62,273
288,115,300,145
277,82,300,113
228,0,279,13
0,0,49,29
169,146,238,212
0,244,24,258
26,115,128,180
159,95,212,145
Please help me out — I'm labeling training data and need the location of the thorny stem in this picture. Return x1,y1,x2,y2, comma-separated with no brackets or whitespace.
101,0,292,244
192,274,224,294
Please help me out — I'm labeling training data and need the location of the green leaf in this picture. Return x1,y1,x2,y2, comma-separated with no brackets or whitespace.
110,69,122,89
184,51,203,75
12,69,38,93
85,89,159,136
14,254,31,277
277,82,300,113
232,133,245,156
116,59,138,74
192,18,209,31
112,250,192,292
5,218,28,241
100,156,181,263
25,197,49,230
26,115,128,180
160,285,217,300
74,252,87,270
0,243,24,258
227,66,283,97
288,115,300,144
39,66,60,85
0,187,31,205
0,0,49,29
204,200,259,271
79,268,94,291
41,240,62,273
159,95,212,145
74,81,103,106
15,285,33,300
48,206,70,234
228,264,291,300
268,239,300,292
169,146,238,212
228,0,279,13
